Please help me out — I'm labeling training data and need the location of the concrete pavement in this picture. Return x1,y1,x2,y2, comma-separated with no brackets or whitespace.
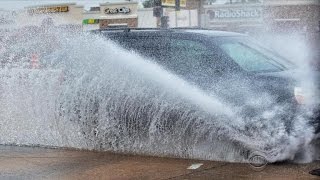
0,145,319,180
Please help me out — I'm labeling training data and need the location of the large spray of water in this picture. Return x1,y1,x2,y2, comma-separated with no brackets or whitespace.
0,27,318,163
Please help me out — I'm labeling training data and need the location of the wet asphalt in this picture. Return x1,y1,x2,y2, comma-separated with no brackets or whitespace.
0,145,319,180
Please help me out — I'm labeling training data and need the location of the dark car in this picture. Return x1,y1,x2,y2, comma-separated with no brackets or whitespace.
91,28,319,135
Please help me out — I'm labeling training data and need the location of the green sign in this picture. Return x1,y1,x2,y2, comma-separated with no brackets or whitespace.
83,19,99,24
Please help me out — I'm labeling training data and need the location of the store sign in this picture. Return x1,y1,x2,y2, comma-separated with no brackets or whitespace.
28,6,69,14
105,7,131,14
161,0,187,8
208,8,262,19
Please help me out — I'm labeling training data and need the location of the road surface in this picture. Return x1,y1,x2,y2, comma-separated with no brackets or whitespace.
0,145,319,179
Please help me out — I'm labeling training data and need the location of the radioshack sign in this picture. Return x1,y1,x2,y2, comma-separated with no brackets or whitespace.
208,8,262,19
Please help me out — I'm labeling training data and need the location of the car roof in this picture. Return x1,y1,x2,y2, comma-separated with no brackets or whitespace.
92,28,246,37
183,29,245,37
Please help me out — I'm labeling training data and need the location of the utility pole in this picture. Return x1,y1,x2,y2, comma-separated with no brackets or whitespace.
175,0,180,11
175,0,180,27
153,0,170,28
153,0,163,28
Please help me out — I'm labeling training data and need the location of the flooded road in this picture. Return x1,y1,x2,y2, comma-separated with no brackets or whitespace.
0,145,319,180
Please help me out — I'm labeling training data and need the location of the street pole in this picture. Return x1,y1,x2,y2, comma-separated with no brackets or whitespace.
198,0,203,28
153,0,163,28
175,0,180,27
175,10,178,27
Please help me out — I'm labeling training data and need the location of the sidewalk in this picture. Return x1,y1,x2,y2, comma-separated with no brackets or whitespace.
0,145,319,180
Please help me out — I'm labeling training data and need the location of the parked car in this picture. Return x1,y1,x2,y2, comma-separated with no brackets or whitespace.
92,28,320,134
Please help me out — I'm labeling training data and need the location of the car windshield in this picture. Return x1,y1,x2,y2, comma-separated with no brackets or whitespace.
217,37,295,73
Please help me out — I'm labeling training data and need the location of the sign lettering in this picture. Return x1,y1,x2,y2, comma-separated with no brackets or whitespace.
208,8,262,19
105,7,131,14
28,6,69,14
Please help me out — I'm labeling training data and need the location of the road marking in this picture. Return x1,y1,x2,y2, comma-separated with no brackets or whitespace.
187,163,203,170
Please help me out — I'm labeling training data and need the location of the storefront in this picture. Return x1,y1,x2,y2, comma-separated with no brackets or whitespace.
100,2,138,28
18,3,83,28
201,0,320,61
264,0,320,62
202,3,264,32
202,0,320,34
83,2,138,29
264,0,319,34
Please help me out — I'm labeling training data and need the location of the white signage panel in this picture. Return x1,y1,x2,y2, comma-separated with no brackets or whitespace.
207,8,263,20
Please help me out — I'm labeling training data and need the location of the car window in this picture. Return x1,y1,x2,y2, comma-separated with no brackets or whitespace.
241,38,295,69
110,35,234,82
220,42,285,72
110,35,169,62
220,42,283,72
167,39,214,78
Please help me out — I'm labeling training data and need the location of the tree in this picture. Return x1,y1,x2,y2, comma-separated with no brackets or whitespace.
143,0,155,8
207,0,217,5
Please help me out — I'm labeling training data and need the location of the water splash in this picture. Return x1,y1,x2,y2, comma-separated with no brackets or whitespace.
0,27,317,163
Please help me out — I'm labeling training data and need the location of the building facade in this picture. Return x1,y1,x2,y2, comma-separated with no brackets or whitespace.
19,3,84,28
83,2,139,30
100,2,138,29
201,0,320,62
0,9,18,29
201,0,320,33
0,2,139,30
